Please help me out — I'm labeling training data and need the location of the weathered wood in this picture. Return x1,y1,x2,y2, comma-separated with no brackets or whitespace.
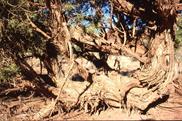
177,4,182,11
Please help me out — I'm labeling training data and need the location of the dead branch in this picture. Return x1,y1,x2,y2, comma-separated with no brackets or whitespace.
0,81,34,95
71,38,149,64
26,13,51,39
132,18,136,38
49,60,75,117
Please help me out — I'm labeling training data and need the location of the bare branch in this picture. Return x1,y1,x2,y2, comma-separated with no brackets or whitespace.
26,13,51,39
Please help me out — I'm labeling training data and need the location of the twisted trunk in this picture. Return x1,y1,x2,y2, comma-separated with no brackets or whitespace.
110,0,178,111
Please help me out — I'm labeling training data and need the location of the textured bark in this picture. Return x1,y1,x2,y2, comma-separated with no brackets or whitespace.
109,0,177,111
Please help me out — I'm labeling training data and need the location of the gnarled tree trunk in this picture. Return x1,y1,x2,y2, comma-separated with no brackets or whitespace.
111,0,178,111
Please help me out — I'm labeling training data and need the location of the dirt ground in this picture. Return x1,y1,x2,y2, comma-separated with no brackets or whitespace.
1,76,182,121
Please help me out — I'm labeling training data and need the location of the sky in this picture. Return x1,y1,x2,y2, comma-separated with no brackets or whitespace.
61,0,147,35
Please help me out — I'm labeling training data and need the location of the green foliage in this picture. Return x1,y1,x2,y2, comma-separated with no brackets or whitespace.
84,23,101,36
0,0,48,57
176,28,182,46
63,3,75,11
0,63,20,82
175,16,182,47
8,18,32,35
76,14,85,21
86,24,97,34
3,16,46,56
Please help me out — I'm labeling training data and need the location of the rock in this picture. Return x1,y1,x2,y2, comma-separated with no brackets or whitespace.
26,57,47,74
75,57,97,73
107,55,140,71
